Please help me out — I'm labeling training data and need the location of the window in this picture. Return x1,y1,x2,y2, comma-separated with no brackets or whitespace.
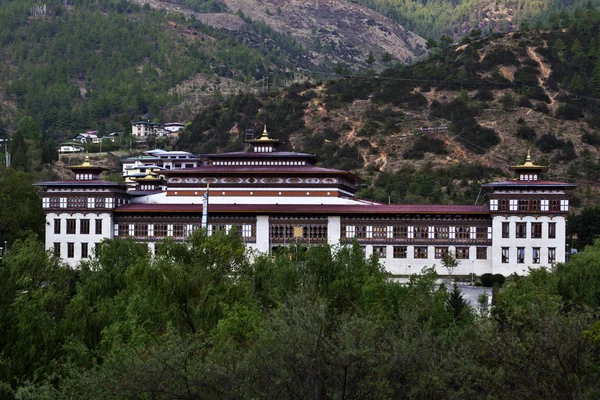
95,219,102,235
154,224,167,237
548,248,556,263
516,223,527,239
502,247,509,263
490,199,498,211
95,197,106,208
54,219,61,234
531,200,539,211
456,226,469,239
67,219,76,234
435,247,448,259
517,247,525,263
531,223,542,239
372,226,387,239
499,199,508,211
81,243,88,258
414,226,428,239
476,226,488,239
118,224,129,237
373,246,386,258
393,226,408,239
532,247,540,264
67,242,74,258
134,224,148,237
435,226,449,239
502,222,510,238
173,224,185,238
509,199,518,211
456,247,469,259
541,199,549,211
560,199,569,212
355,226,367,239
67,197,86,208
548,222,556,239
414,247,428,259
476,247,487,260
518,199,529,211
80,219,90,235
393,246,407,258
53,243,61,257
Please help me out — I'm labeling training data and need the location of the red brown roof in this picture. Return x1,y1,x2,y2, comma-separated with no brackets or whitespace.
115,203,490,215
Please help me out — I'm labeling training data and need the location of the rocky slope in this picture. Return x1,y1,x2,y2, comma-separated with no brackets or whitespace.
134,0,426,68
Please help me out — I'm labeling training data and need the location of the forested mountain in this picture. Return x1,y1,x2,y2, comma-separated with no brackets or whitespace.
0,0,321,136
178,4,600,208
349,0,600,39
0,0,426,139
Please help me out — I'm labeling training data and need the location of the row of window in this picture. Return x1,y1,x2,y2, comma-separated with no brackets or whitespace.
501,247,556,264
116,223,255,239
55,219,102,235
54,242,94,258
490,199,568,212
343,225,491,240
270,225,328,242
43,197,126,209
501,222,556,239
371,246,488,260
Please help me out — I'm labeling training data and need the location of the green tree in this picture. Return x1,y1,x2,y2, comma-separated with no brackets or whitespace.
0,167,44,244
366,50,375,65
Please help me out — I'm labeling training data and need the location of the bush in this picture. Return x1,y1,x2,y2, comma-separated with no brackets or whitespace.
515,125,537,141
403,136,448,159
452,118,500,154
555,104,584,120
582,131,600,146
473,89,495,101
480,273,506,287
480,273,494,287
534,102,550,114
493,274,506,287
536,133,562,152
517,96,533,108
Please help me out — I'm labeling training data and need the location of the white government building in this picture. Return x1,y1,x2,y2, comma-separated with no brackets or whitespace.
36,128,575,276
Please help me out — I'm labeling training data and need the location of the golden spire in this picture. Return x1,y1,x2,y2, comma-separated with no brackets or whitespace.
510,150,547,172
81,155,92,167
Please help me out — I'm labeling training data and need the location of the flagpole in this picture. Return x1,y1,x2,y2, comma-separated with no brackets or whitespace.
201,183,210,231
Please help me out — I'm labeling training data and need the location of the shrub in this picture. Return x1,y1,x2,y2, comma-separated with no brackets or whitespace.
403,136,448,159
493,274,506,287
480,273,494,287
555,103,584,120
517,96,533,108
480,273,505,287
536,133,562,152
582,131,600,146
472,89,495,101
516,125,537,141
534,102,550,114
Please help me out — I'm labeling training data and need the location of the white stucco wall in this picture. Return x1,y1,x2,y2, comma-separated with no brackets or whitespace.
45,212,113,267
490,215,566,275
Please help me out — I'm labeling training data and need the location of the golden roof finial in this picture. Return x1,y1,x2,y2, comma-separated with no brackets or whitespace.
82,155,92,167
262,124,269,138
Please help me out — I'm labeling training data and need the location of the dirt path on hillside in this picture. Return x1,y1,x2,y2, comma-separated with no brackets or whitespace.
527,46,555,106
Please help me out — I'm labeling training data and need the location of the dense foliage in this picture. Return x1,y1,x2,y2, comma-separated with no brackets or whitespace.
0,230,599,398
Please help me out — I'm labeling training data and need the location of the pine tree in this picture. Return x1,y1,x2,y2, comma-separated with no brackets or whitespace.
9,130,28,171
